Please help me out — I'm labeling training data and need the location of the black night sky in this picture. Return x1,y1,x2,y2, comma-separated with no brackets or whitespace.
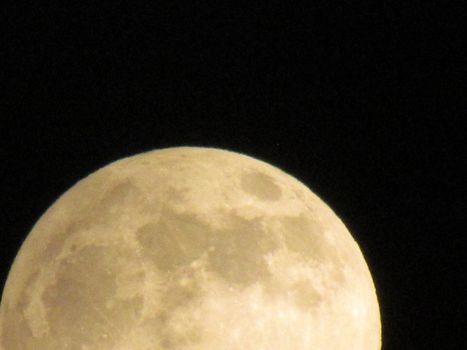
0,1,464,348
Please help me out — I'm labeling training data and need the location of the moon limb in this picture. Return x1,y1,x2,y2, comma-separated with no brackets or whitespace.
0,146,381,349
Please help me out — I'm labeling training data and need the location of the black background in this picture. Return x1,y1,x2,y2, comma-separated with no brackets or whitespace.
0,1,464,348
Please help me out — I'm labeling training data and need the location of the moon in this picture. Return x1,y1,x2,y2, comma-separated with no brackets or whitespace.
0,146,381,349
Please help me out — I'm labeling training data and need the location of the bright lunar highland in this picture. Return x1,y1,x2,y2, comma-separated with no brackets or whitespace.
0,146,381,349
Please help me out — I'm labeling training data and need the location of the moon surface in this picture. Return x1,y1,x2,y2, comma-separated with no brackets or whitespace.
0,146,381,349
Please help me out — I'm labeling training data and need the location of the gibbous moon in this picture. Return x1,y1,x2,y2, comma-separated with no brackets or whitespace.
0,146,381,349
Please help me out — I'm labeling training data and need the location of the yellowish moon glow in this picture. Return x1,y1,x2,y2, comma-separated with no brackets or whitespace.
0,146,381,349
